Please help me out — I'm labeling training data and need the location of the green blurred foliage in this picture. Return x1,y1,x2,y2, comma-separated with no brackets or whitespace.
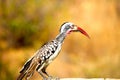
0,0,62,79
0,0,63,48
0,0,120,80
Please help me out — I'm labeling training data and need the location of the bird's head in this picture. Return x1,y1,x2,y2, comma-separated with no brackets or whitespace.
60,22,90,38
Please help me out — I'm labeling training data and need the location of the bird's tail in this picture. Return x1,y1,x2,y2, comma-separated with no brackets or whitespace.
17,57,38,80
17,71,27,80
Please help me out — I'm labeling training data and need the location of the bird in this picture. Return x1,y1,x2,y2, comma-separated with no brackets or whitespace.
17,22,90,80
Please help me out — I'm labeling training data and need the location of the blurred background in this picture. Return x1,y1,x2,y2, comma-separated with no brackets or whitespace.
0,0,120,80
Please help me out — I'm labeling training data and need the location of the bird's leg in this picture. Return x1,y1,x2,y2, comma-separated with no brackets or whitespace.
41,67,60,80
38,70,48,80
41,66,50,77
36,64,48,79
41,66,52,79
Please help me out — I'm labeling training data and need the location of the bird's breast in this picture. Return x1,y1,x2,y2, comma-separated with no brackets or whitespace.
49,44,61,60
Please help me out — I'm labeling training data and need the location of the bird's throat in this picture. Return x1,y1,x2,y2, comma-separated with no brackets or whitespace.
55,32,67,43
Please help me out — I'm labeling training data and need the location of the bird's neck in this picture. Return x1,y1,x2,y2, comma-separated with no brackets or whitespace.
55,32,67,43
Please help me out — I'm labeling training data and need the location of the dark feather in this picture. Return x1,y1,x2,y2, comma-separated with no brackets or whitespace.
17,58,33,80
17,72,26,80
20,57,33,73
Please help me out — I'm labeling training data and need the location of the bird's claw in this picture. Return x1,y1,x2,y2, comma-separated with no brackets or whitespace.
43,76,60,80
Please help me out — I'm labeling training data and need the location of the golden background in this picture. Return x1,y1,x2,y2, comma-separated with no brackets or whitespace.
0,0,120,80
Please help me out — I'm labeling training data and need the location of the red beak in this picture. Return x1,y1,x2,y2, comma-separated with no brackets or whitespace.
77,26,90,39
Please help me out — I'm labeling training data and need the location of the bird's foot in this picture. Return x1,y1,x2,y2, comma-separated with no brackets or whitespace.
43,76,60,80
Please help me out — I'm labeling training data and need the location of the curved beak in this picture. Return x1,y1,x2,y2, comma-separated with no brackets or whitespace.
72,25,90,39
